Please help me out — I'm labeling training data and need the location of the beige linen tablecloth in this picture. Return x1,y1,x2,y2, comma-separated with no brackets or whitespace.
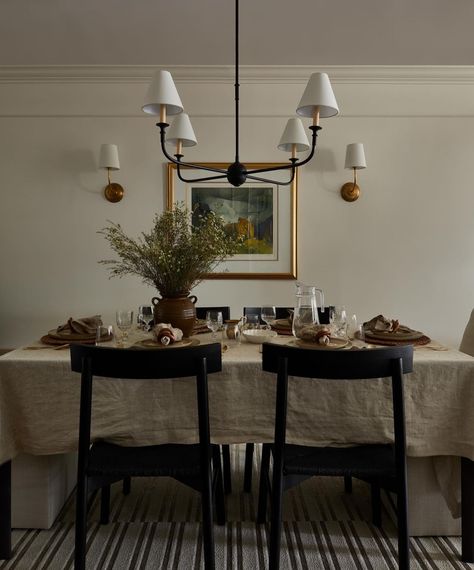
1,334,473,516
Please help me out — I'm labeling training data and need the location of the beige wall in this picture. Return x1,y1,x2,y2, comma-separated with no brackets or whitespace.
1,66,473,349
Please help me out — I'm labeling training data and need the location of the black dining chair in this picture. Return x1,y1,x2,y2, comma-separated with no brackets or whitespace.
196,306,231,322
70,343,225,570
194,306,232,494
257,343,414,570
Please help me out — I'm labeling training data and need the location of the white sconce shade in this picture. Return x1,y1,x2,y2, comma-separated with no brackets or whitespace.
166,113,198,147
277,118,310,152
344,143,367,169
296,72,339,119
142,70,184,116
99,144,120,170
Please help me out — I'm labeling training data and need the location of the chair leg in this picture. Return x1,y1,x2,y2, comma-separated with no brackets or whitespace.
222,445,232,494
74,477,88,570
122,476,131,495
100,485,111,525
201,463,215,569
243,443,254,492
269,455,284,570
344,474,352,493
213,447,226,526
397,484,410,569
257,444,271,524
371,483,382,528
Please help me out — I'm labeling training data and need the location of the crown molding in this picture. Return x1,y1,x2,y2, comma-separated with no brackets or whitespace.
0,65,474,84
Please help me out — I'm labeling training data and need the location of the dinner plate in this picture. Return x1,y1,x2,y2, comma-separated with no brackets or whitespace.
291,338,350,350
136,338,199,349
40,334,111,346
272,318,292,330
47,329,97,341
363,325,424,341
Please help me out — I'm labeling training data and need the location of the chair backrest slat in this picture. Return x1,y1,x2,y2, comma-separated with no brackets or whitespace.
71,343,222,379
195,306,230,322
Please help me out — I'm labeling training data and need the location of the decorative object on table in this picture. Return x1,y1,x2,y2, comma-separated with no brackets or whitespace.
142,0,338,189
361,314,430,346
340,143,367,202
168,163,299,280
297,324,332,345
41,315,113,346
242,329,278,344
99,144,124,203
153,323,183,346
193,319,213,335
99,203,242,337
292,283,325,337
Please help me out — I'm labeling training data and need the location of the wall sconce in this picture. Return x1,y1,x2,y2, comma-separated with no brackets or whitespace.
340,143,367,202
99,144,124,203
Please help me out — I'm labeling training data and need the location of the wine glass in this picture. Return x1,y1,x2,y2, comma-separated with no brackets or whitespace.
138,305,154,331
206,310,223,340
329,305,347,338
261,306,276,329
116,310,134,341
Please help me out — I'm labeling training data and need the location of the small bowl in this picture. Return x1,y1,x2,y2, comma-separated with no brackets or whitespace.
242,329,278,344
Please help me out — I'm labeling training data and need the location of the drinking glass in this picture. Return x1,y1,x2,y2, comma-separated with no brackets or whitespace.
329,305,347,338
116,310,134,340
96,325,113,346
261,306,276,329
138,305,154,331
206,310,223,340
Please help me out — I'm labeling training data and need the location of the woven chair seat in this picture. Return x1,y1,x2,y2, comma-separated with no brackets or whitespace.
283,443,395,478
88,441,220,478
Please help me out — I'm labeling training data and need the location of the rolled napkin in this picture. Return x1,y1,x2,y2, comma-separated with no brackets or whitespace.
153,323,184,346
299,324,331,344
364,314,400,333
57,315,102,335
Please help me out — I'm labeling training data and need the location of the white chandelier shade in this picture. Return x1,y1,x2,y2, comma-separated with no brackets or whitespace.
166,113,198,148
296,72,339,120
277,118,310,153
142,70,184,117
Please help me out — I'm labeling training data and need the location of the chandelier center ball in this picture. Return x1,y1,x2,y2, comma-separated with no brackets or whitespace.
227,162,247,187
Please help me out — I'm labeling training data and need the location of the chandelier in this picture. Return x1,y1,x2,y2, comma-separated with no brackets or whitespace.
142,0,339,188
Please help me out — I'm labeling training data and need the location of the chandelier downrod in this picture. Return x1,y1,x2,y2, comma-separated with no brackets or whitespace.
143,0,339,187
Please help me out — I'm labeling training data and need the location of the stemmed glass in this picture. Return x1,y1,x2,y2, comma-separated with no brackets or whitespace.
206,310,223,340
138,305,154,331
261,306,276,329
116,310,134,342
329,305,347,338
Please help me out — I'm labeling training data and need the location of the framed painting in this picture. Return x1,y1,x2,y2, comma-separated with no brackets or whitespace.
167,162,297,280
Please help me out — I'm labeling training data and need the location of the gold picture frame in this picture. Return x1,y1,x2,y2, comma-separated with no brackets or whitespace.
167,162,297,280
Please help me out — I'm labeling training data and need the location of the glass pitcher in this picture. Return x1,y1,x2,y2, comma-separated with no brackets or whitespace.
292,283,325,338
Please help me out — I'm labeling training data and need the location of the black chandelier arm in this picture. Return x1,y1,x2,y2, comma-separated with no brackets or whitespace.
176,162,228,183
157,123,228,176
244,125,322,177
245,171,295,185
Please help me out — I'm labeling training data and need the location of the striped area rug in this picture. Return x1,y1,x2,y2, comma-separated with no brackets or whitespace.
1,445,471,569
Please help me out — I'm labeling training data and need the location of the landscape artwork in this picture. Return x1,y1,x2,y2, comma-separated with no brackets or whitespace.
188,184,278,260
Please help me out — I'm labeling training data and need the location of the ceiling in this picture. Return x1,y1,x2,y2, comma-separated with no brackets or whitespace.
0,0,473,66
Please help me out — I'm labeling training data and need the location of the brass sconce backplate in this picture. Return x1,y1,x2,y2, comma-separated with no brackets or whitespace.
340,182,360,202
104,183,124,203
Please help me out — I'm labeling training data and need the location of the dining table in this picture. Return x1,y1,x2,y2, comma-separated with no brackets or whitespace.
1,330,474,562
